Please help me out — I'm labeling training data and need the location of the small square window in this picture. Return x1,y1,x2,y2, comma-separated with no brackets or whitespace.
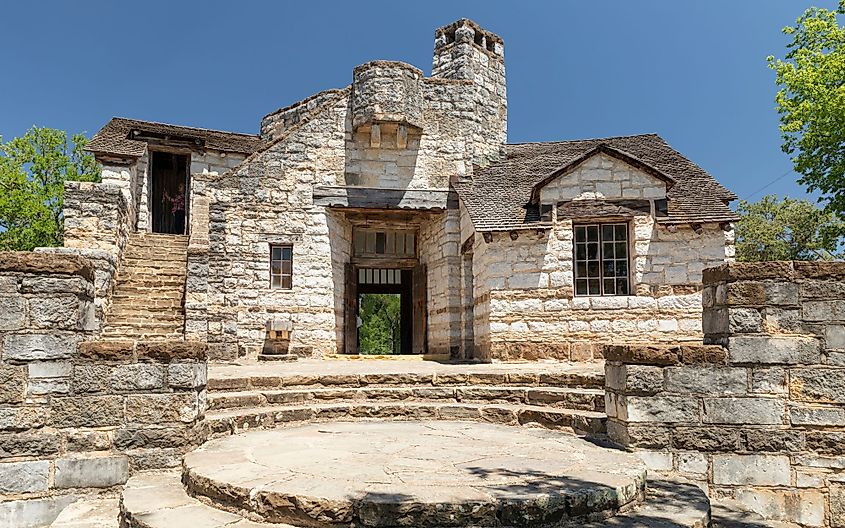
270,244,293,290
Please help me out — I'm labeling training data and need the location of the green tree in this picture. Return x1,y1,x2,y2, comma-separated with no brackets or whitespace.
768,1,845,214
735,195,844,261
0,127,99,251
358,294,401,355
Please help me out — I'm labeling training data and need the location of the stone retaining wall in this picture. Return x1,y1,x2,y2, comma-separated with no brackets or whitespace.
0,252,207,527
605,261,845,527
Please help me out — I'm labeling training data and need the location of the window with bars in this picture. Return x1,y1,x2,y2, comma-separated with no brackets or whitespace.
574,223,630,296
353,228,415,258
270,244,293,290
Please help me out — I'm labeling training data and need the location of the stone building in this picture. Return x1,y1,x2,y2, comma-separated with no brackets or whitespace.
74,18,737,361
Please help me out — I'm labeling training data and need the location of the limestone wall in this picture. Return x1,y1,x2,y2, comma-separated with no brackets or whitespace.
419,208,462,356
475,219,731,361
538,152,667,203
605,261,845,527
0,252,208,527
205,93,351,360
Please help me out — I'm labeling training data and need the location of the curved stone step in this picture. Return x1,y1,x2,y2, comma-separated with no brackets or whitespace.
583,479,711,527
120,471,282,528
208,368,605,392
184,421,646,527
205,400,607,437
208,386,605,412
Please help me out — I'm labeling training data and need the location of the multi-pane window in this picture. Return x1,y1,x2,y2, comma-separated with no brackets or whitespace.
353,228,416,258
270,245,293,290
574,223,629,296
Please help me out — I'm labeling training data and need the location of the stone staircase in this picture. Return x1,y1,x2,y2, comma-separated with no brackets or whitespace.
101,233,188,340
203,366,609,438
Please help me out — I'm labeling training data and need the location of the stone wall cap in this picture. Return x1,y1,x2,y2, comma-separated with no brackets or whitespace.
135,341,207,362
604,344,727,366
353,60,424,77
703,261,845,284
0,252,95,281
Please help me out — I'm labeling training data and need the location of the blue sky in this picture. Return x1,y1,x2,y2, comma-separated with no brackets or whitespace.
0,1,836,203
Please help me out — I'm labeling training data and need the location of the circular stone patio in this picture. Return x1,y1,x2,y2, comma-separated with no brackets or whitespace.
183,421,647,527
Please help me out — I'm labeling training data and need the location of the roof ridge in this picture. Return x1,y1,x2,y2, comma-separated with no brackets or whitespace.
111,117,259,138
507,133,662,146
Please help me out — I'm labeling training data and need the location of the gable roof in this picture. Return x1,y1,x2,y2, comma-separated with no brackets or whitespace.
453,133,739,231
528,144,676,203
86,117,262,158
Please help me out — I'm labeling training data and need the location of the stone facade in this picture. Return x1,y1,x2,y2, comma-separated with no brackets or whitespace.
605,261,845,527
72,18,735,361
0,252,207,528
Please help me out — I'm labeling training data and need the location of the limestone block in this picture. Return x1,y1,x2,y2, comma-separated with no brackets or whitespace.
727,307,764,333
826,324,845,350
744,429,805,452
0,431,61,457
732,488,825,527
28,361,72,378
66,430,111,452
54,455,129,488
712,454,790,486
677,452,708,475
635,450,673,471
168,362,208,389
750,368,787,395
702,397,785,425
624,365,665,395
0,460,50,493
125,393,200,424
0,495,77,528
70,364,111,393
0,406,47,431
805,431,845,455
0,365,26,404
790,367,845,404
3,333,80,361
28,294,80,329
728,336,821,365
665,366,747,395
790,406,845,427
110,364,166,391
624,396,699,423
832,482,845,528
803,300,845,322
51,395,124,427
672,427,743,451
0,296,26,330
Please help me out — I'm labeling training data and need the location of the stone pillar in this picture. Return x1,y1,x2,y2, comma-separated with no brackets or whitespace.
605,261,845,527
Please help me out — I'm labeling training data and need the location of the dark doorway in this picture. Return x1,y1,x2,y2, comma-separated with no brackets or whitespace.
356,268,413,354
150,151,189,234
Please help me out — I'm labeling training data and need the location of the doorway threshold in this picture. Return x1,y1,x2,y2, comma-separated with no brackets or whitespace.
324,353,451,362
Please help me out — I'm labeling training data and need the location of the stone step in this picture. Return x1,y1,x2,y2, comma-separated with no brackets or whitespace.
205,400,608,437
207,369,605,392
582,478,711,527
208,385,606,412
120,470,295,528
257,353,299,362
50,495,120,528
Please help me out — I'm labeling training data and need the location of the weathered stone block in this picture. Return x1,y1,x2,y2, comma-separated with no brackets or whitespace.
725,281,766,306
665,366,746,395
606,421,672,449
790,367,845,404
0,406,48,431
805,431,845,456
113,425,203,449
750,368,787,395
712,454,790,486
624,365,664,395
728,307,764,333
0,296,26,330
28,361,72,378
110,364,165,391
832,482,845,528
0,460,50,493
54,455,129,488
70,364,110,393
803,300,845,322
0,495,77,528
51,395,123,427
624,396,699,423
135,341,207,362
0,431,61,457
66,430,111,452
744,429,804,452
733,488,825,527
168,362,207,389
728,335,821,365
702,397,785,425
676,452,708,475
77,340,133,361
790,405,845,427
29,294,80,329
672,426,743,452
826,325,845,350
125,393,199,424
3,333,80,361
0,365,26,404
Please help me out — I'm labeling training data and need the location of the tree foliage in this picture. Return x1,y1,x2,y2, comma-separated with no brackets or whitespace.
0,127,99,251
735,195,844,261
768,1,845,215
358,293,401,355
